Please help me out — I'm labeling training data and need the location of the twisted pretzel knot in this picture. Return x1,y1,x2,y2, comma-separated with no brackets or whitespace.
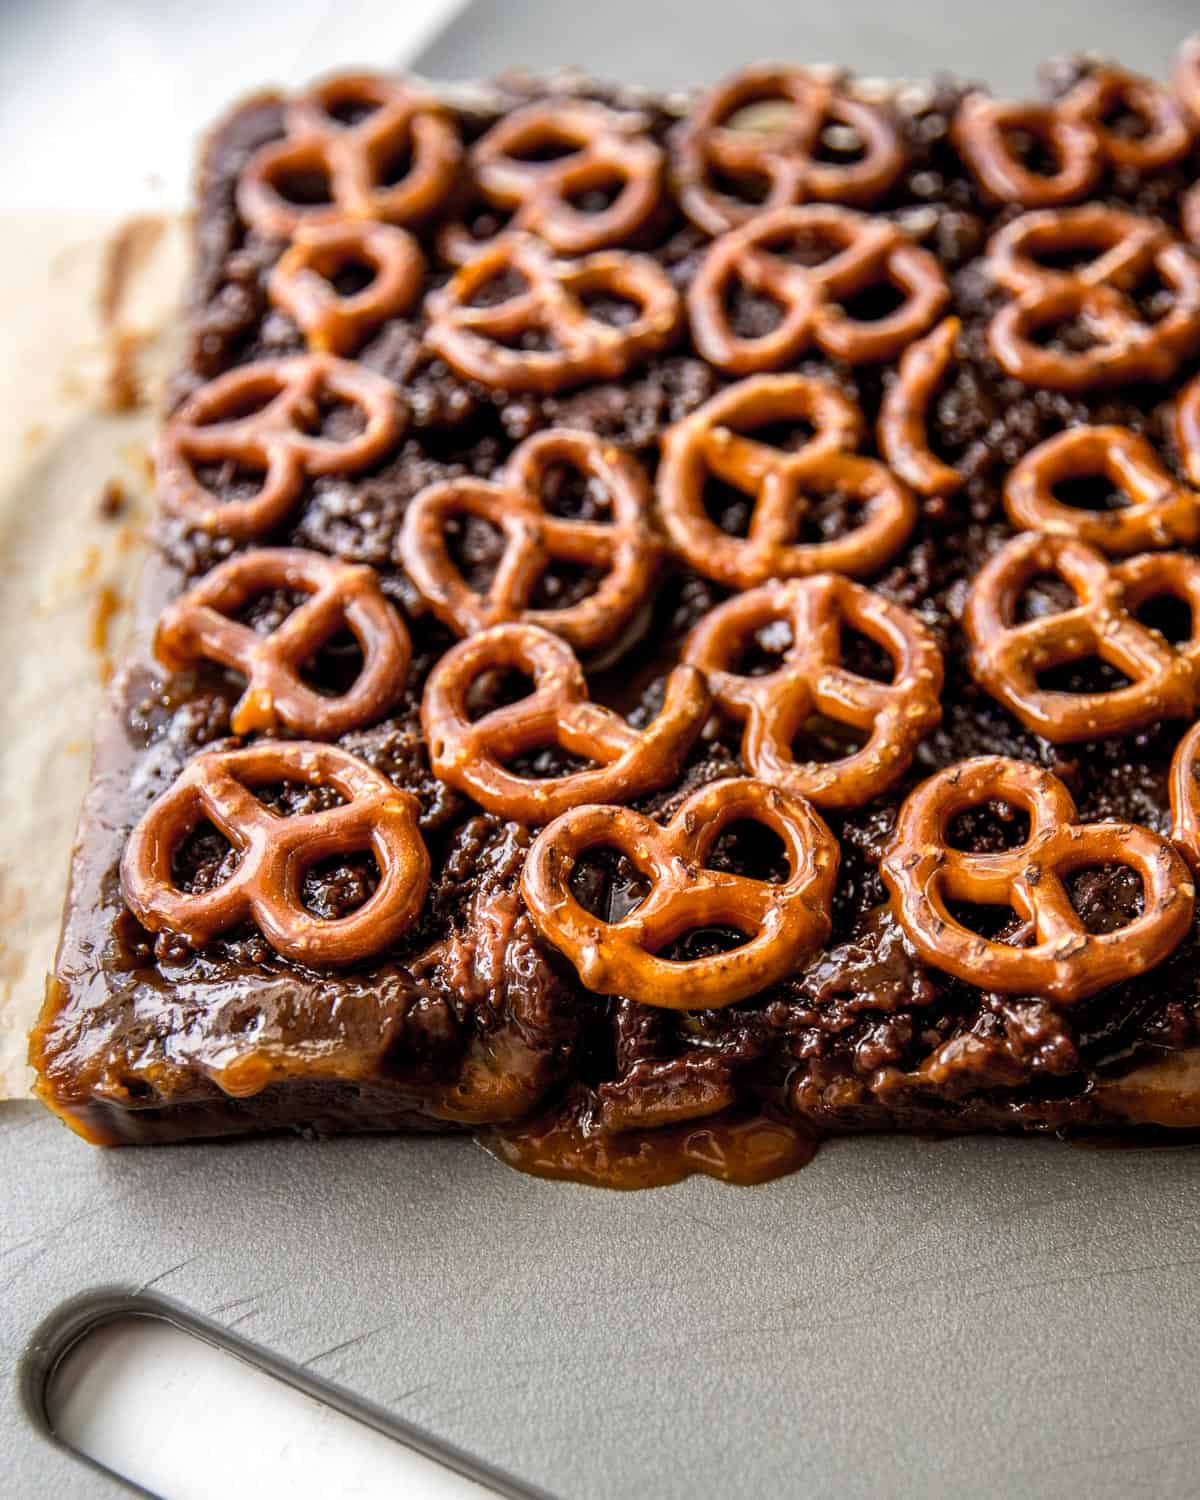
1169,719,1200,870
268,221,425,355
964,532,1200,742
984,206,1200,390
400,428,658,653
521,776,839,1010
674,65,906,235
877,316,963,500
658,374,917,590
155,354,403,540
1005,425,1200,553
881,755,1193,1002
121,742,430,966
683,576,942,810
688,204,948,373
440,99,663,262
421,623,710,824
237,72,461,236
424,233,681,394
155,548,411,738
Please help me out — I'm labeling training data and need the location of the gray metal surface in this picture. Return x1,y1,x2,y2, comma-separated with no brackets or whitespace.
6,3,1200,1496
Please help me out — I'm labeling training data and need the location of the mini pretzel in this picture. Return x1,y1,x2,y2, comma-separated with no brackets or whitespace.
683,576,943,810
1059,66,1192,173
952,94,1101,207
121,741,430,966
963,533,1200,741
422,623,709,823
237,72,461,236
268,221,425,355
521,776,839,1009
657,374,917,590
688,204,948,372
674,65,906,235
1005,426,1200,553
1168,718,1200,869
155,548,411,738
155,354,403,540
424,233,681,394
881,756,1193,1003
400,428,658,653
1174,371,1200,488
440,99,663,261
877,316,963,499
984,206,1200,390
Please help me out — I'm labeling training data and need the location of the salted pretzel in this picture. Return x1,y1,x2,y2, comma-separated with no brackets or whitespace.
954,68,1190,207
984,206,1200,390
658,374,917,590
964,532,1200,741
521,776,839,1009
424,233,681,394
155,354,403,540
674,65,906,235
1175,371,1200,488
121,741,430,966
422,623,709,823
877,316,963,499
683,576,942,810
237,72,461,236
881,756,1193,1003
400,428,658,653
1005,425,1200,553
268,221,425,355
440,99,663,262
688,204,947,372
1169,719,1200,869
155,548,411,738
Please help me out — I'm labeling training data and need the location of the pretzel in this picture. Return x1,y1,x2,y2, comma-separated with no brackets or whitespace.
521,776,838,1009
880,755,1193,1002
963,533,1200,741
952,94,1101,207
683,576,942,809
687,204,947,372
268,221,425,355
424,233,681,394
657,374,917,590
400,428,658,652
674,65,906,235
237,72,461,236
155,354,403,540
1005,425,1200,554
155,548,411,738
984,206,1200,390
1059,66,1192,173
876,316,963,499
422,623,709,823
121,741,430,966
1169,719,1200,869
440,99,663,262
1175,371,1200,488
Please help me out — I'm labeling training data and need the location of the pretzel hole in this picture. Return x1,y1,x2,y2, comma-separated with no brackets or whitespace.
298,627,367,696
1028,313,1104,355
170,819,243,895
564,174,626,215
943,898,1029,944
791,714,869,764
1133,592,1193,646
463,667,536,722
568,846,651,921
1128,265,1175,323
725,97,797,136
503,131,584,164
724,280,786,339
813,121,868,166
791,481,873,545
457,201,516,245
702,473,755,537
945,801,1031,853
321,93,383,127
269,162,335,208
300,850,382,919
706,160,772,208
254,780,349,817
528,559,609,610
193,459,270,505
1021,242,1115,276
835,277,909,324
658,927,751,961
706,819,791,883
839,625,897,682
233,587,311,634
369,129,416,189
729,618,795,675
445,512,506,593
464,266,531,308
1013,573,1079,622
1064,862,1146,932
293,389,367,441
579,289,643,328
998,127,1063,177
325,258,378,298
1034,656,1134,695
1095,92,1153,141
1049,474,1129,514
536,460,613,520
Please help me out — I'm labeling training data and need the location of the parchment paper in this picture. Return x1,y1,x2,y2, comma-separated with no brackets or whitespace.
0,211,187,1095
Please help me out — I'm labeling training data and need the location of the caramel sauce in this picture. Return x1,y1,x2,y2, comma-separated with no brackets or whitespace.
482,1106,819,1189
